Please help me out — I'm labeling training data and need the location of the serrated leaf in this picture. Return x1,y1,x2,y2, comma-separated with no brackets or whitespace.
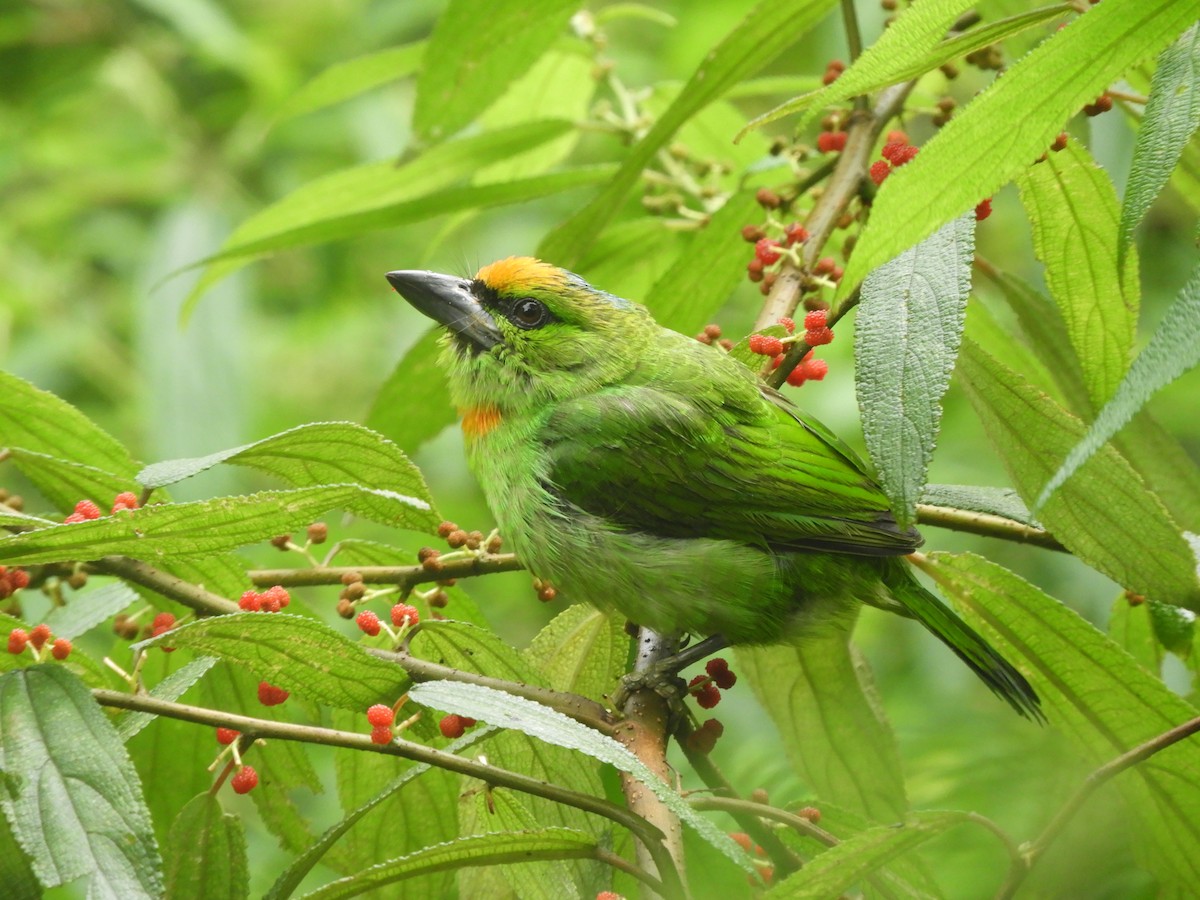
137,421,439,530
1037,262,1200,507
539,0,838,267
413,0,578,141
44,582,138,640
919,552,1200,889
365,330,456,456
839,0,1200,301
0,807,39,899
524,605,628,702
920,483,1038,527
737,635,908,822
117,656,218,742
412,621,546,685
5,450,136,517
1108,592,1163,674
1017,140,1139,408
408,680,757,874
276,42,424,123
135,613,408,710
1120,25,1200,252
857,214,974,529
163,793,248,900
765,810,967,899
0,666,162,897
300,829,598,900
0,485,424,566
957,339,1199,608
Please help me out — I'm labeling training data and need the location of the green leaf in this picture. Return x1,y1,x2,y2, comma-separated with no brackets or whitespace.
412,0,578,141
1108,593,1163,674
299,829,598,900
0,808,39,899
765,811,968,899
0,666,162,897
0,485,424,566
919,552,1200,889
1120,25,1200,252
275,42,425,122
920,483,1038,527
524,605,628,702
137,421,439,531
412,621,546,685
136,613,409,710
1037,262,1200,507
407,680,757,873
163,793,248,900
643,191,764,334
5,450,135,517
116,656,218,741
539,0,838,267
1017,140,1139,408
839,0,1200,300
956,339,1199,608
857,213,974,529
43,582,138,640
365,330,457,455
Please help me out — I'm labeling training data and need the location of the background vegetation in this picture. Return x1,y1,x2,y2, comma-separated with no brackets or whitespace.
1,0,1197,897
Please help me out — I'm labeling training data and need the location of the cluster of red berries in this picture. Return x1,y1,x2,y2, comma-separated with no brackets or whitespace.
0,565,30,599
238,585,291,612
821,59,845,86
8,623,71,660
687,657,738,711
1082,93,1113,117
257,681,290,706
355,602,420,637
231,765,258,794
63,491,139,524
150,611,178,652
743,220,811,297
438,713,478,739
367,703,396,744
436,520,501,553
868,131,918,186
685,718,724,754
816,130,847,154
748,312,832,387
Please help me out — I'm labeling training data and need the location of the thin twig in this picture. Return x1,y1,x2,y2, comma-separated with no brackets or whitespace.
248,554,523,587
915,505,1066,552
95,556,239,615
839,0,868,112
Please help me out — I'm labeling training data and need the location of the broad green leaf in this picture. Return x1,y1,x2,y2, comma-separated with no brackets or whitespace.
116,656,219,741
765,810,967,899
839,0,1200,300
300,829,598,900
137,421,439,531
0,370,140,485
524,604,628,702
920,483,1038,528
1120,25,1200,252
412,620,545,685
0,666,162,897
957,339,1199,608
163,793,248,900
408,680,756,873
413,0,578,141
539,0,839,267
1148,598,1196,657
737,636,908,822
1017,140,1139,408
136,613,409,710
264,728,493,900
1037,262,1200,507
857,214,974,529
0,485,423,566
1109,593,1163,674
44,582,138,640
0,810,39,899
365,329,456,456
643,191,764,334
5,450,135,517
276,42,425,122
920,552,1200,889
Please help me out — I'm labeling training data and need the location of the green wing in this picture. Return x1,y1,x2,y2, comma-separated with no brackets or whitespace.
541,356,920,556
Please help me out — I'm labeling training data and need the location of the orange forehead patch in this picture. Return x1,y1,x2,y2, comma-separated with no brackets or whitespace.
475,257,565,294
460,405,503,439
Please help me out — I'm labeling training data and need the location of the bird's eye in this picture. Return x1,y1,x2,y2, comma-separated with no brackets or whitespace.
509,298,550,329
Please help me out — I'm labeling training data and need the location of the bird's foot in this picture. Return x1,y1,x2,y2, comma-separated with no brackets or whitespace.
613,632,729,713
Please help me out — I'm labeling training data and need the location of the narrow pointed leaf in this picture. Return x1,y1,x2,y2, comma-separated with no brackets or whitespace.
858,214,974,528
0,666,162,898
44,582,139,640
163,793,248,900
116,656,219,741
839,0,1200,300
1038,262,1200,506
920,483,1038,527
276,42,425,123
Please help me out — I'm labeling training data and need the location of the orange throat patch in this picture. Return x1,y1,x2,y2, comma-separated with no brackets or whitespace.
460,405,503,440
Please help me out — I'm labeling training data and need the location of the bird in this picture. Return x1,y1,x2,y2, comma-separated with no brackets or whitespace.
386,256,1042,720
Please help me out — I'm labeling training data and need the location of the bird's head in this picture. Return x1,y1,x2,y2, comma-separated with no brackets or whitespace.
387,257,653,413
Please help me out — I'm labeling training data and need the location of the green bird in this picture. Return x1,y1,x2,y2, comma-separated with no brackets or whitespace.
387,256,1042,720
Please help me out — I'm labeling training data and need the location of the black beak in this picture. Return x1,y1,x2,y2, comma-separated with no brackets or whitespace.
386,269,502,350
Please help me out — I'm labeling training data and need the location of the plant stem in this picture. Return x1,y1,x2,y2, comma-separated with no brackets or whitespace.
915,504,1066,552
248,553,523,587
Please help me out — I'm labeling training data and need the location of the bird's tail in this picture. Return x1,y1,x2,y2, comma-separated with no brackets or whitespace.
881,559,1045,722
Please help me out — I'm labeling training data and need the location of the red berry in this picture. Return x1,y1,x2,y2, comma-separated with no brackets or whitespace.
597,893,622,900
439,714,466,739
885,129,908,145
239,590,262,612
783,223,809,246
975,198,992,221
7,629,28,654
869,160,891,185
71,500,102,520
231,765,258,794
460,717,477,727
805,326,834,346
689,676,721,709
886,143,919,166
261,585,290,612
730,832,753,852
778,316,795,334
390,603,420,628
802,358,829,381
705,657,729,674
707,658,738,689
814,256,836,276
803,310,827,331
356,610,381,636
50,638,71,660
746,258,765,282
1051,132,1069,152
798,806,821,823
152,612,176,633
9,568,29,590
216,727,240,745
747,334,784,357
816,131,847,153
63,513,87,524
110,492,139,513
754,238,782,265
370,725,394,745
366,704,395,728
257,681,289,706
786,366,807,387
29,624,51,650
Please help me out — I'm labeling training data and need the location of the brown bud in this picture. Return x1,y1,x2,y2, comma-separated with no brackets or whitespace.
343,581,366,601
446,529,468,548
429,590,449,608
340,571,364,585
306,522,328,544
270,534,291,550
741,224,766,243
485,534,503,553
939,62,959,80
436,520,458,538
755,188,781,209
336,597,356,619
750,788,770,805
67,571,88,590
